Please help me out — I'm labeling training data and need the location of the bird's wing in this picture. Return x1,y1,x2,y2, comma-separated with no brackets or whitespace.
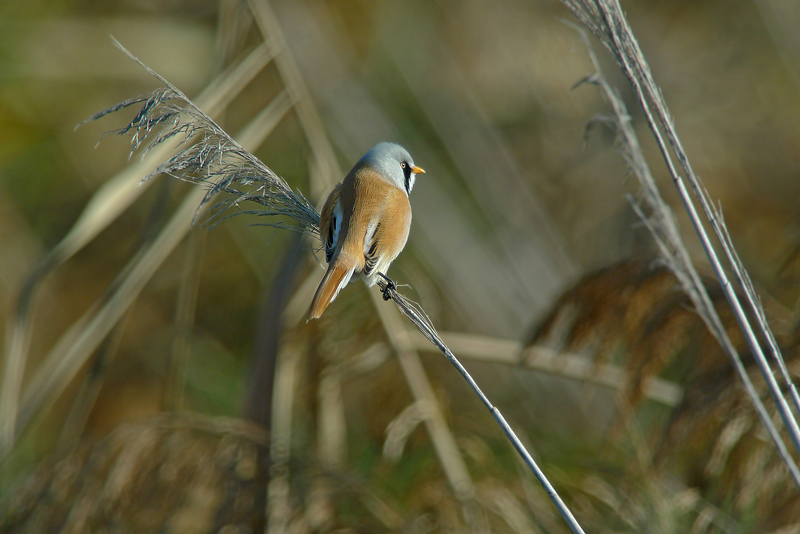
363,221,381,277
319,183,343,264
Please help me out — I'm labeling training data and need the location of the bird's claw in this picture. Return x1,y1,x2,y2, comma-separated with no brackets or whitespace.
378,272,396,301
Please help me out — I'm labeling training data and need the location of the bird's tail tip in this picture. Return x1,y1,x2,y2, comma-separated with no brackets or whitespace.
307,263,355,320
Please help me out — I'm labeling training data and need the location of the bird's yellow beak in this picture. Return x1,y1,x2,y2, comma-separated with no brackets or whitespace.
411,166,425,175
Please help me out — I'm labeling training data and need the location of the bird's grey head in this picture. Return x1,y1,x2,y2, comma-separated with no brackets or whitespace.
359,142,424,195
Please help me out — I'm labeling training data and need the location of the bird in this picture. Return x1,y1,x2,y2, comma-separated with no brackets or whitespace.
307,142,425,320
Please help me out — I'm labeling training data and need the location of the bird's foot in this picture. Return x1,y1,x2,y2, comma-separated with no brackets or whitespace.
377,272,396,301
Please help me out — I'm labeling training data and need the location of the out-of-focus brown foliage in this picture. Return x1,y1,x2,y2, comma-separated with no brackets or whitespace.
528,258,800,525
529,259,747,408
0,413,270,533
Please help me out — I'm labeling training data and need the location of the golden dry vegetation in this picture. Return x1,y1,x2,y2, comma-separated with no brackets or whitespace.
1,0,800,532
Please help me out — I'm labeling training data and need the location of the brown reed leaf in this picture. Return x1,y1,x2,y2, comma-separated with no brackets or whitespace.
528,258,800,520
0,414,270,533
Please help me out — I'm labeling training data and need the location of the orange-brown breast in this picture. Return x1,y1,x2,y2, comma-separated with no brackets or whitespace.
339,166,411,270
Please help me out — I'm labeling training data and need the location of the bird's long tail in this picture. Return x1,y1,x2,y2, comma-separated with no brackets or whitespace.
307,262,355,320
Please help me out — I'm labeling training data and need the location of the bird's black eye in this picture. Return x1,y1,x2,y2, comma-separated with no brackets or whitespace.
401,162,407,169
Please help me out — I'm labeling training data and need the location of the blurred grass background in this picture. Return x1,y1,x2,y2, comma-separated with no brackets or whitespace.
1,0,800,531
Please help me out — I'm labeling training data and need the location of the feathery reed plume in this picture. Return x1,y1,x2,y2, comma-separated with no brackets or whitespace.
83,38,320,237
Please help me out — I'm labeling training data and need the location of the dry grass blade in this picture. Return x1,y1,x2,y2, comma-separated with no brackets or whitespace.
266,340,303,534
368,288,476,505
15,186,207,444
0,40,277,456
401,330,683,407
383,37,576,319
377,280,587,534
560,0,800,488
712,204,800,420
246,0,342,197
163,229,206,411
8,43,296,453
